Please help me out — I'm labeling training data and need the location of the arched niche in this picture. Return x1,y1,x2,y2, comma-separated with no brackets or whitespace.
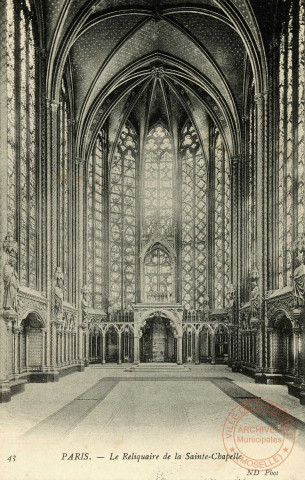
141,242,176,303
214,324,229,364
20,312,45,371
105,325,118,363
139,314,177,363
268,312,294,375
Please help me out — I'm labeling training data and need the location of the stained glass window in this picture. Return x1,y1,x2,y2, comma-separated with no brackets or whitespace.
214,131,231,309
7,0,16,240
298,2,305,238
278,4,295,288
110,122,137,310
87,131,107,309
8,0,38,289
278,27,286,289
144,246,173,302
58,79,71,301
181,121,207,310
247,85,256,279
144,124,173,237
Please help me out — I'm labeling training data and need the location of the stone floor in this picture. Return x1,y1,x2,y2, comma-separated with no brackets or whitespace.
0,365,304,480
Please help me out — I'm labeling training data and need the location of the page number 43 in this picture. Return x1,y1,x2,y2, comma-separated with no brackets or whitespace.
7,455,16,462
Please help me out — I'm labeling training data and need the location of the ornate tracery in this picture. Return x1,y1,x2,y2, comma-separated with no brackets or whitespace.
181,121,207,310
144,124,174,237
87,130,107,309
6,0,39,290
278,1,305,288
58,78,72,302
110,122,137,310
214,130,231,309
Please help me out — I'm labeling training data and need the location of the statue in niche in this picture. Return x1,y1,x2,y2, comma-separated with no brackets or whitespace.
226,284,235,311
107,303,114,321
292,253,305,307
81,285,90,318
3,239,19,312
250,268,260,319
53,267,64,318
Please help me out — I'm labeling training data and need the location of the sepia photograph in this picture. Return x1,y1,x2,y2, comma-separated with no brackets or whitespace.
0,0,304,479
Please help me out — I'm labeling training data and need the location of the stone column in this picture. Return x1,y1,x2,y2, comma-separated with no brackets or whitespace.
56,331,60,365
255,92,268,373
210,333,216,365
41,328,46,368
286,334,290,373
134,334,140,365
102,332,106,364
13,327,20,375
293,328,300,376
50,322,59,380
78,326,83,360
25,328,30,369
227,328,232,365
117,331,122,365
195,330,200,365
72,333,75,361
267,328,273,370
296,322,305,382
99,335,103,362
45,98,59,378
85,328,89,365
177,335,183,365
0,318,10,402
61,331,64,364
76,157,85,371
65,332,68,363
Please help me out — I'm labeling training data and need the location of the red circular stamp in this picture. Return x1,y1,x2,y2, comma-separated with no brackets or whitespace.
222,398,295,471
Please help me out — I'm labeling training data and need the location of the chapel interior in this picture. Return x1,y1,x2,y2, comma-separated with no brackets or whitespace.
1,0,305,406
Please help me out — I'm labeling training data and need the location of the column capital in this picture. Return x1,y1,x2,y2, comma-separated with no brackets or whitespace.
75,157,86,167
231,154,243,169
46,98,59,111
254,91,269,104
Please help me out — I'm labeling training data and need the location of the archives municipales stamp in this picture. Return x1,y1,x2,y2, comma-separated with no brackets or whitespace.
222,398,295,471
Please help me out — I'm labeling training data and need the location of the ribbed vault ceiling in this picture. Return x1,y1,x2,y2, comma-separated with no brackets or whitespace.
42,0,274,158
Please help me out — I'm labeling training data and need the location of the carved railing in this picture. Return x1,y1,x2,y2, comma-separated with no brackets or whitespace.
183,309,209,322
110,310,134,323
145,291,173,303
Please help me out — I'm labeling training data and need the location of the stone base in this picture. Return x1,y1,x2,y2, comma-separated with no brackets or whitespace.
255,373,284,385
78,363,85,372
0,378,28,403
0,382,11,403
59,364,81,378
10,378,26,395
241,365,256,379
287,382,305,405
29,369,59,383
231,361,242,372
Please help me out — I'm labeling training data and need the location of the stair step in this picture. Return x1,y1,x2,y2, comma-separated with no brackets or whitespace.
125,363,190,372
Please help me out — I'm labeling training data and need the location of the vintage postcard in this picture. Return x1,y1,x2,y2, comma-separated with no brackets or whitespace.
0,0,304,479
